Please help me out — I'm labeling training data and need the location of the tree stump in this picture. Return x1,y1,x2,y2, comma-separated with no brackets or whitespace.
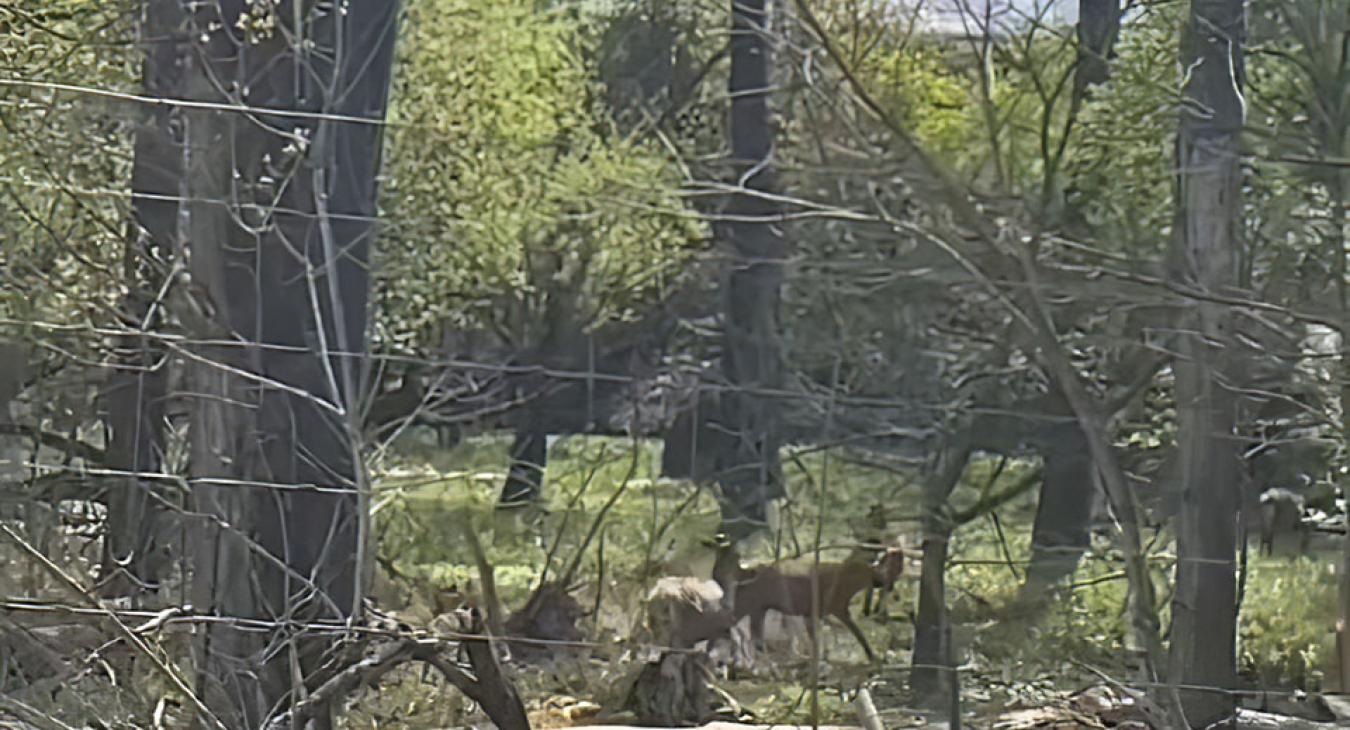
624,651,718,727
504,581,584,659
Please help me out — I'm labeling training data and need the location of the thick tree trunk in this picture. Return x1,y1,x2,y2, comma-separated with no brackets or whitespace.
911,529,954,707
910,440,970,711
1020,431,1095,599
1333,194,1350,692
178,1,402,725
100,0,183,599
1167,1,1247,727
1073,0,1123,104
965,396,1096,601
1323,102,1350,696
718,0,787,533
0,343,24,425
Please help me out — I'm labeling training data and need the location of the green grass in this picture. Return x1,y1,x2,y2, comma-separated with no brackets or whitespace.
1239,556,1338,690
361,429,1341,726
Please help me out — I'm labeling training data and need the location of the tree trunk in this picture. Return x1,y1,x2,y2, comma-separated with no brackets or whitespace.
178,1,402,725
1073,0,1123,104
1020,431,1095,600
1319,59,1350,694
910,440,970,711
100,0,183,600
1334,194,1350,693
0,342,24,425
717,0,787,534
1167,1,1247,726
967,397,1096,602
500,428,547,505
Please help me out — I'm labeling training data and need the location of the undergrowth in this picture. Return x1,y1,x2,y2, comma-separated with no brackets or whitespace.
350,430,1341,727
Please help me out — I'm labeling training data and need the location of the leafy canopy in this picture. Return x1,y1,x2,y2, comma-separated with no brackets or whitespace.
374,0,703,354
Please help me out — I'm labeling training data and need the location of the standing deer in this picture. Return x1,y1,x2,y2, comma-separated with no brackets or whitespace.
646,576,738,649
644,535,752,666
733,547,905,662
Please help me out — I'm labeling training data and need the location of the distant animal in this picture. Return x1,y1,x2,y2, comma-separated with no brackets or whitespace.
646,576,738,650
644,534,752,667
1258,487,1308,556
732,547,906,662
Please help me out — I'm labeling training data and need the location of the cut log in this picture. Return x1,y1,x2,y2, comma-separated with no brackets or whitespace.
624,651,722,727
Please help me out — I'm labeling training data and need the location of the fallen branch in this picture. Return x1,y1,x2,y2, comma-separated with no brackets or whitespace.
951,465,1044,525
854,688,884,730
0,697,78,730
263,610,528,730
0,423,108,466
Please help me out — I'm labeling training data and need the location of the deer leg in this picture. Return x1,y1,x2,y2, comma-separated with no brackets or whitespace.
730,619,754,670
803,614,819,659
749,611,767,654
872,584,893,617
837,612,875,662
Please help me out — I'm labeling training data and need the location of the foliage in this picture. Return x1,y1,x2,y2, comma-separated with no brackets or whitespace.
1240,557,1338,690
863,42,988,175
845,6,1091,208
374,434,723,618
1,0,1348,724
338,665,474,730
375,438,1350,711
1244,0,1350,305
374,0,702,354
0,1,136,334
1061,2,1181,256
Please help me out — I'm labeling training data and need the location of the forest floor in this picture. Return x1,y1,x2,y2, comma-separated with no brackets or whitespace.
348,431,1344,729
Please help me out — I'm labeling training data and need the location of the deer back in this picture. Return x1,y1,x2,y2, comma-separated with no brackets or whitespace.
734,558,877,621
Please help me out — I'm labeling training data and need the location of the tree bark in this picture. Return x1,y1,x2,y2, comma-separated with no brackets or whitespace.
1167,1,1247,726
176,1,402,725
625,651,720,727
1334,191,1350,693
718,0,787,534
500,428,547,505
100,0,183,600
1073,0,1123,105
1020,429,1095,599
968,396,1097,600
910,439,970,711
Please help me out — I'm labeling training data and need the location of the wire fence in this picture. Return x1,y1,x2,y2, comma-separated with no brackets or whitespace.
1,0,1347,728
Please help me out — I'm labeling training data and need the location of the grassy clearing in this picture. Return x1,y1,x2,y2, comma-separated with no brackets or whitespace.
355,430,1341,727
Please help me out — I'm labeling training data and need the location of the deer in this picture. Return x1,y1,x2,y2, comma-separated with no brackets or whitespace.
732,546,905,662
644,535,752,667
646,576,738,649
1257,487,1309,556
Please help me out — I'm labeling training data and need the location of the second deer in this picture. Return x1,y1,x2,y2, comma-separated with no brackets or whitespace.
733,547,905,662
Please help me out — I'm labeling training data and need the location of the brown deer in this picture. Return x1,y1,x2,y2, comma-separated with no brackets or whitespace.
733,547,905,662
646,576,738,649
644,535,752,666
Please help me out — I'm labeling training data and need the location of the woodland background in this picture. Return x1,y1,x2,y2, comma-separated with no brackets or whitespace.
0,0,1348,728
